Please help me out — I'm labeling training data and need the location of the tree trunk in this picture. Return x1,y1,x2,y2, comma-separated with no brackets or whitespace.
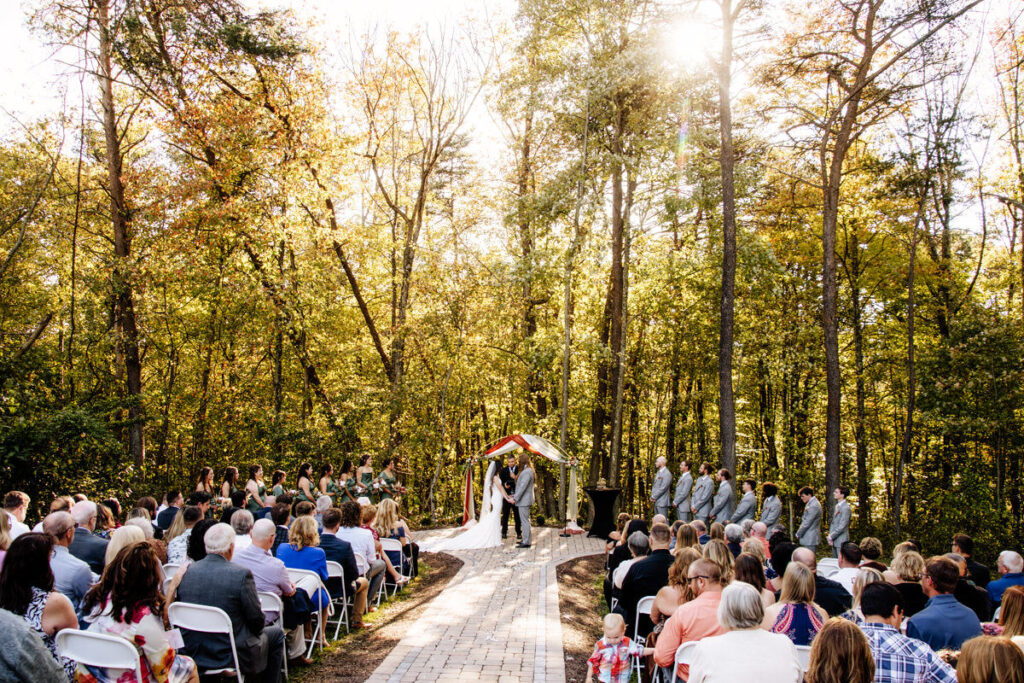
849,233,871,530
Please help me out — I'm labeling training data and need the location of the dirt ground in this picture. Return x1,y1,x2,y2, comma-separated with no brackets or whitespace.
557,553,606,683
296,552,464,682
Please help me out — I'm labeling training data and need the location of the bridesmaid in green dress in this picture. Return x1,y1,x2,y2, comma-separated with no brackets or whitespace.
245,465,267,514
338,460,358,503
220,466,239,500
270,470,287,498
356,455,375,501
378,458,399,501
318,463,339,504
295,462,318,503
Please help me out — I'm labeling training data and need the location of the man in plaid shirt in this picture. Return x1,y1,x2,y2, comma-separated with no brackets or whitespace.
859,583,957,683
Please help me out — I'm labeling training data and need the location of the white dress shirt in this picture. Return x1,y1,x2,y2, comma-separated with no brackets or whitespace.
334,526,376,574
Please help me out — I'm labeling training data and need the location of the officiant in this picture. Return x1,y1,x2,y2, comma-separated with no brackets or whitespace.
499,453,521,541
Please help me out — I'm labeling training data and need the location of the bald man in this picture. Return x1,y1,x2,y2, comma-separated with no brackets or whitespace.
43,511,94,613
790,547,851,616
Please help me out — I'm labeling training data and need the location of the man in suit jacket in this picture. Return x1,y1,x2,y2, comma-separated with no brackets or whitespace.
672,460,693,522
731,478,756,525
68,500,108,575
156,490,183,530
690,463,714,524
827,486,852,558
952,534,991,588
759,482,782,530
709,469,735,524
796,486,821,550
650,457,672,518
319,508,369,626
514,454,535,548
270,503,291,556
791,547,852,616
619,523,675,639
498,454,521,540
175,523,285,682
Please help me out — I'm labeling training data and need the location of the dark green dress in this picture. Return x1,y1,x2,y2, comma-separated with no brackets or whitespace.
246,482,266,514
324,477,340,501
271,484,285,498
342,476,357,501
295,477,317,503
379,470,397,501
359,471,374,501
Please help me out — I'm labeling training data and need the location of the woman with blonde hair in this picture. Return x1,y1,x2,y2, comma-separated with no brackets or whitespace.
0,512,11,568
804,618,874,683
998,585,1024,651
762,562,827,645
674,523,699,553
741,537,766,565
709,522,725,541
840,568,884,624
164,508,187,544
276,515,330,644
956,635,1024,683
703,538,734,584
104,525,145,567
374,498,418,577
651,547,700,627
887,550,928,617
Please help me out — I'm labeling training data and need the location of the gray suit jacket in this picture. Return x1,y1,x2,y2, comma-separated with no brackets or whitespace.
732,490,756,524
692,475,713,517
710,480,735,521
760,495,782,529
514,466,535,507
673,471,693,508
651,467,672,506
797,497,822,547
830,500,851,545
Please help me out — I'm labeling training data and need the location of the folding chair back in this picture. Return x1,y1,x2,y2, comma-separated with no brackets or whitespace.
670,640,699,682
795,644,812,671
56,630,143,683
167,602,244,682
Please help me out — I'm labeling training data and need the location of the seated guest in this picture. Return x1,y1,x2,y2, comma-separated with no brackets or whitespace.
708,522,725,542
185,491,211,519
134,497,162,539
769,541,798,592
740,519,755,539
609,520,649,575
270,503,291,556
763,562,827,646
689,583,801,683
0,512,10,568
0,533,79,679
946,552,991,622
69,500,109,574
789,547,851,617
375,498,419,577
275,517,330,613
804,617,873,683
740,538,767,566
651,514,668,527
691,519,709,545
166,506,201,565
78,542,198,683
174,523,285,682
652,558,727,678
315,496,332,528
33,497,75,534
888,550,929,617
839,567,884,624
101,498,122,525
650,547,699,627
104,525,145,567
859,582,956,683
674,523,699,553
156,490,183,531
3,491,30,539
907,555,983,651
955,635,1024,683
734,552,775,607
231,510,254,553
724,524,743,558
232,519,311,666
612,531,649,593
749,522,770,557
0,603,68,681
182,519,217,566
319,508,369,628
335,502,386,608
988,550,1024,609
998,585,1024,651
43,512,93,613
359,505,405,587
94,503,117,540
832,542,863,594
619,523,674,639
859,537,887,572
702,539,734,584
953,533,991,588
219,490,248,524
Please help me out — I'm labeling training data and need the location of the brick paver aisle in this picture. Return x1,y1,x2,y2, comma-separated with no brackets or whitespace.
365,526,605,683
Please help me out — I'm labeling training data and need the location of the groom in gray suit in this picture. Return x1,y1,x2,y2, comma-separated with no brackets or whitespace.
796,486,822,550
514,453,535,548
827,486,851,557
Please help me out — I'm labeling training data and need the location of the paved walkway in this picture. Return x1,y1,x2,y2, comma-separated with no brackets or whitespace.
366,526,605,683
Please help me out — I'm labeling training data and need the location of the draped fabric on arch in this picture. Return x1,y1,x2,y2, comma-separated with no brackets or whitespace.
482,434,579,525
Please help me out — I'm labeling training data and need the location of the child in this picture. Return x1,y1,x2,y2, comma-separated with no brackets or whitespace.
586,612,654,683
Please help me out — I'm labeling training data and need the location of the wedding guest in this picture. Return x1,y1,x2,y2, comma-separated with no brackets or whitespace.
320,508,369,628
271,503,291,556
156,490,182,530
988,550,1024,608
652,558,727,677
185,491,211,519
691,519,709,545
769,541,797,592
163,509,186,545
612,532,649,594
763,562,827,646
585,612,652,683
708,523,724,542
946,552,991,622
790,547,851,617
702,539,734,584
674,523,699,553
952,534,991,587
956,635,1024,683
650,547,700,627
218,490,248,524
724,524,743,558
0,533,78,679
42,512,92,612
3,491,30,540
231,509,254,553
94,503,117,540
104,525,145,567
619,523,674,639
887,550,929,617
688,582,801,683
135,497,160,537
184,519,217,564
804,618,874,683
0,605,67,681
275,516,330,615
859,537,887,572
335,501,386,605
609,520,648,576
839,567,884,624
166,506,201,565
749,521,770,556
998,585,1024,651
69,500,108,574
78,542,198,683
734,552,775,607
0,512,10,568
740,538,767,568
907,555,983,651
832,542,863,594
376,499,419,577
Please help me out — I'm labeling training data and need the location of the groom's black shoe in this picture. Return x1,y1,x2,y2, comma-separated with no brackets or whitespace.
516,543,531,548
502,533,507,539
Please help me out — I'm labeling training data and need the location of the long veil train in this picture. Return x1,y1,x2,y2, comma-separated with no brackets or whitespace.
423,460,503,551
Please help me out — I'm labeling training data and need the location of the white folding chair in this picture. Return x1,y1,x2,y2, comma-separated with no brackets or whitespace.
162,577,174,596
286,568,334,658
325,560,351,639
380,538,410,594
353,551,385,608
817,558,839,578
257,591,288,680
795,644,812,671
162,563,180,579
167,602,244,682
56,629,143,683
630,596,657,679
670,640,699,683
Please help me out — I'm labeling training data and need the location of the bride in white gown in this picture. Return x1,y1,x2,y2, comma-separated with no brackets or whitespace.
424,460,510,551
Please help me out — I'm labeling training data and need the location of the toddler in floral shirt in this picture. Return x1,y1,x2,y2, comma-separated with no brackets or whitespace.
586,613,653,683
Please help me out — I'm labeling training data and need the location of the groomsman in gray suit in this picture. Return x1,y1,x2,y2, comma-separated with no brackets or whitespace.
759,482,782,530
672,460,693,522
796,486,822,550
650,457,672,518
827,486,852,557
690,463,714,524
514,454,535,548
710,469,735,524
731,478,757,525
